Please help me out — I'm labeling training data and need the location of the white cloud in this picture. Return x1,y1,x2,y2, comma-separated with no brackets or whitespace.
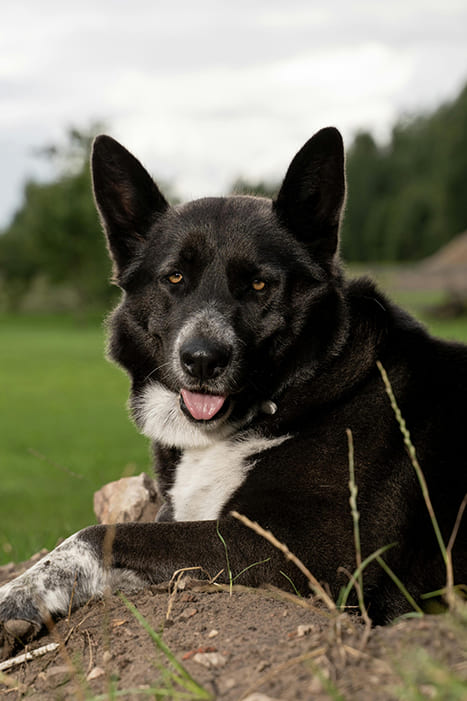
0,0,466,225
99,42,413,196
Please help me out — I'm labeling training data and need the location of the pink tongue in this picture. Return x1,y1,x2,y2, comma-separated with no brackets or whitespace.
181,389,226,421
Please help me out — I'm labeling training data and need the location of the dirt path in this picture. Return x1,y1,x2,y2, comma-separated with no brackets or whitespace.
1,555,466,700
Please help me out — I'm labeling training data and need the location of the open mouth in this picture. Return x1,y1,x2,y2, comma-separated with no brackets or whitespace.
180,389,230,422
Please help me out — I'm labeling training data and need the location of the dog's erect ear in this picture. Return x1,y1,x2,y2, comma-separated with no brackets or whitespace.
274,127,345,264
91,135,168,271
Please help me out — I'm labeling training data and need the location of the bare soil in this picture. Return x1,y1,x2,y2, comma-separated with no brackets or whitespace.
1,554,466,700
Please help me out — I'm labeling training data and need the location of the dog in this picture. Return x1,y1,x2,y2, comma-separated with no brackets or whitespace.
1,127,466,649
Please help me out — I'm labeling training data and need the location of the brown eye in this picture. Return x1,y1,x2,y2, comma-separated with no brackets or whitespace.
168,272,183,284
252,279,266,292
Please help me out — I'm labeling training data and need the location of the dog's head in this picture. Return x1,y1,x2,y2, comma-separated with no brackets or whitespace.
91,128,347,448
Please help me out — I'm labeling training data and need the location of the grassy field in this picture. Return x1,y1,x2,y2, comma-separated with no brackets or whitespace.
1,291,467,565
0,314,150,564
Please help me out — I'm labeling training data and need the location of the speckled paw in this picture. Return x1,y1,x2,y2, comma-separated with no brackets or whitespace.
0,618,42,659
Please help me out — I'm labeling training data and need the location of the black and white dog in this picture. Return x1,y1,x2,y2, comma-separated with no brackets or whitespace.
1,128,466,647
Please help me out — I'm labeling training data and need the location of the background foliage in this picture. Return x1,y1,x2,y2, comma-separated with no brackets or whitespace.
0,83,466,311
342,83,467,261
0,128,116,312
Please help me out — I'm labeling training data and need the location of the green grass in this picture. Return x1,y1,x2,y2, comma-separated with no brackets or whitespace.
0,314,150,564
388,288,467,342
417,316,467,343
120,594,213,700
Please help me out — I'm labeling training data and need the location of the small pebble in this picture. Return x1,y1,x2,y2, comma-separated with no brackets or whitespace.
243,694,281,701
45,665,72,681
87,666,105,681
193,652,227,668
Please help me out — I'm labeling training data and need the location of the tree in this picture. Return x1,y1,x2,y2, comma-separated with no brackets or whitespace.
229,177,277,199
0,127,115,311
341,82,467,261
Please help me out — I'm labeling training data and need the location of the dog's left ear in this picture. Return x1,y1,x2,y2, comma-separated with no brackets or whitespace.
274,127,345,265
91,135,169,274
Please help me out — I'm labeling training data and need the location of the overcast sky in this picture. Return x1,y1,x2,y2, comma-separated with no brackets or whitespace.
1,0,467,227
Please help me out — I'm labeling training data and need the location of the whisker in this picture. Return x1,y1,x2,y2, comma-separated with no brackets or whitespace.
143,361,172,384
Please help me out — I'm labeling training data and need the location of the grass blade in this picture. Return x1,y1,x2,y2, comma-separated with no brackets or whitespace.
233,558,271,583
120,594,212,699
279,570,302,597
216,521,233,595
346,428,371,624
375,555,423,614
338,543,396,610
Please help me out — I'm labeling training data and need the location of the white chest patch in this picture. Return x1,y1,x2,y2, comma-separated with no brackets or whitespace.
170,432,289,521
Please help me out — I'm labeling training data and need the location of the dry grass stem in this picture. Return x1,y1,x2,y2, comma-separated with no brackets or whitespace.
346,428,372,627
27,448,84,480
166,566,218,620
67,572,78,624
231,510,336,611
445,492,467,608
376,362,448,565
0,643,60,673
41,609,86,701
85,629,94,674
102,522,117,572
377,360,467,612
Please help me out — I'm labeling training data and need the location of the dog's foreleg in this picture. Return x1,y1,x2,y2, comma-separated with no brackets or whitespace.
0,519,284,642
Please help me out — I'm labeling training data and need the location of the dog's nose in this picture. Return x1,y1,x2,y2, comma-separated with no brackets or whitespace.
180,338,231,381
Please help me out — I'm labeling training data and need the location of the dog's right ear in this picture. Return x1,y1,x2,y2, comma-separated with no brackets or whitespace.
91,136,168,272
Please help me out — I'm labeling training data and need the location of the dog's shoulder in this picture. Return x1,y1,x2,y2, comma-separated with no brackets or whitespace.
347,274,467,374
346,277,467,463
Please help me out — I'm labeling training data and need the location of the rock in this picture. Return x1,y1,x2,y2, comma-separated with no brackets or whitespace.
46,664,73,682
179,607,198,621
242,694,281,701
255,660,269,673
87,666,105,681
193,652,227,668
93,473,162,524
308,676,324,694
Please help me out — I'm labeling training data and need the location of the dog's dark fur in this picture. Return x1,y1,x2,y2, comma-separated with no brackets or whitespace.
1,128,466,645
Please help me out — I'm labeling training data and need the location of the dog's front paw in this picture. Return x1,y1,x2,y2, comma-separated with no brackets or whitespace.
0,531,105,658
0,618,42,659
0,580,45,658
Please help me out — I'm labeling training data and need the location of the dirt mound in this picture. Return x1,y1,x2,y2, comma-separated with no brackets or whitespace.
422,231,467,270
395,231,467,293
1,555,466,700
